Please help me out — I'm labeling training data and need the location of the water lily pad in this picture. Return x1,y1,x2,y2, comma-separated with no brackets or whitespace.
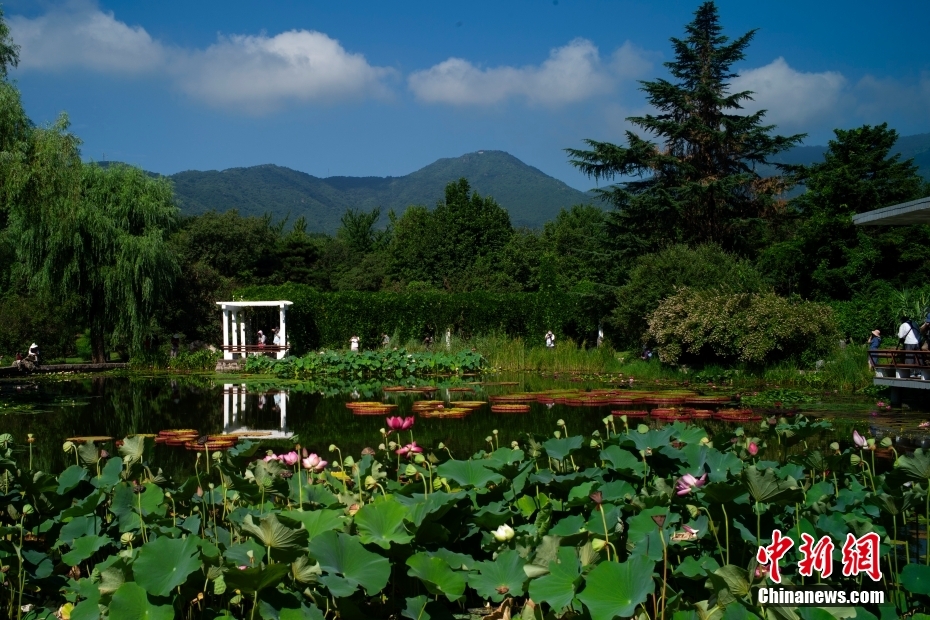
577,555,655,620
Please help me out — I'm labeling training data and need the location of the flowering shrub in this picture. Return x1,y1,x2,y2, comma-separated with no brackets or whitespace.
648,289,838,365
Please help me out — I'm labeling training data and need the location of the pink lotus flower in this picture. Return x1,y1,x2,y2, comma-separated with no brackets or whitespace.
675,473,707,496
302,454,327,472
748,442,759,456
683,524,700,535
263,454,279,462
853,430,867,449
386,416,415,432
396,442,423,458
280,451,299,467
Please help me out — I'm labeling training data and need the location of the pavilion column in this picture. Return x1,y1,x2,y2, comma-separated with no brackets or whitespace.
241,384,246,421
223,384,232,430
222,307,231,360
279,391,287,430
240,316,247,358
278,304,287,359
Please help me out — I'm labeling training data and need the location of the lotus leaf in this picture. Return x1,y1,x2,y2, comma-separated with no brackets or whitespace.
354,497,414,549
901,563,930,595
308,530,390,596
406,552,466,601
543,436,584,461
436,459,502,489
896,448,930,481
133,535,201,597
527,546,581,613
469,549,527,602
576,555,655,620
278,508,345,540
240,513,309,555
108,582,174,620
744,466,804,504
61,534,109,566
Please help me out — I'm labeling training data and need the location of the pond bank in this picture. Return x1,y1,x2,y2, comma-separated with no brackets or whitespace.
0,361,128,377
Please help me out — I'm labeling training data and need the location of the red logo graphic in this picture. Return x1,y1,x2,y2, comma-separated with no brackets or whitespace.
756,529,794,583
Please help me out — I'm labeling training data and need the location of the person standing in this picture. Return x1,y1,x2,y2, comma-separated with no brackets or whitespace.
272,328,282,347
545,331,555,349
350,335,360,352
899,316,920,365
867,329,881,369
257,330,266,348
381,333,390,349
170,334,180,359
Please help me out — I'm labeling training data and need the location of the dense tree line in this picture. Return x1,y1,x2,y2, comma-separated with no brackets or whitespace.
0,1,928,364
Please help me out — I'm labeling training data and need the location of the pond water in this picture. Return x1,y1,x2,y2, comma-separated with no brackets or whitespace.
2,373,929,477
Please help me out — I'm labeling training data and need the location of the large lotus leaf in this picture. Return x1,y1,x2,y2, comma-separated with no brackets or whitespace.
133,535,202,597
278,509,344,540
896,448,930,481
118,435,150,467
290,556,322,584
224,539,265,567
744,466,804,505
674,426,709,445
395,491,466,526
58,515,100,545
630,426,675,451
528,546,581,613
472,501,513,530
543,436,584,461
401,595,457,620
57,465,87,494
675,555,721,579
902,564,930,595
436,459,502,489
354,498,414,549
599,446,646,476
91,457,123,489
62,490,103,519
62,535,109,566
241,513,309,552
77,441,100,466
704,449,744,483
224,563,290,595
701,482,749,504
577,555,655,620
432,548,476,571
257,588,325,620
708,564,750,608
469,549,527,602
288,477,339,507
549,514,587,537
107,582,174,620
307,531,390,596
406,552,466,601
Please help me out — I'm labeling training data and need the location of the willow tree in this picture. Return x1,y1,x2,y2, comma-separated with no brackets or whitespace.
9,129,179,361
567,1,803,262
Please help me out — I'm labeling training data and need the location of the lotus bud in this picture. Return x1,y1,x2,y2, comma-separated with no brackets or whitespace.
164,491,172,499
208,483,215,490
881,437,893,448
404,464,418,477
748,442,759,456
492,524,515,542
120,532,135,546
379,428,386,436
850,454,862,466
511,441,519,449
637,424,649,434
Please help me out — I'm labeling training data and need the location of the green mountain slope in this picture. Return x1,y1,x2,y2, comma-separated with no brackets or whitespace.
169,151,594,231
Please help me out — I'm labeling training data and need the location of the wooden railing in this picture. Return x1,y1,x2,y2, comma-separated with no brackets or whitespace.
869,349,930,379
220,345,287,355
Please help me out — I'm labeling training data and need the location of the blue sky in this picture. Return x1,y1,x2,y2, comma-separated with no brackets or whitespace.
6,0,930,189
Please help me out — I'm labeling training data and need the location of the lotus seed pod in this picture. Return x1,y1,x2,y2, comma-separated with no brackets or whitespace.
881,437,893,448
404,464,417,477
511,441,519,449
328,444,337,452
62,441,74,453
388,441,397,450
343,456,355,467
492,429,498,435
552,431,561,439
850,454,862,466
557,419,565,427
432,477,443,491
592,430,600,437
378,443,386,451
591,538,607,551
829,442,840,451
637,424,649,434
120,532,135,545
22,504,34,515
590,439,599,448
414,454,426,464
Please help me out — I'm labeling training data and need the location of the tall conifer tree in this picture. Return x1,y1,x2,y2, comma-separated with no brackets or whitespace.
567,1,803,262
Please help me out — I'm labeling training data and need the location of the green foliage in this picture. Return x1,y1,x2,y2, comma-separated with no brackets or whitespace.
567,2,802,263
236,283,601,352
760,123,930,300
611,244,768,345
1,413,925,618
245,348,485,379
648,288,837,365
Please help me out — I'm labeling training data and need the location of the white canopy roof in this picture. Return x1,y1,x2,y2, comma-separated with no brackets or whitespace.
216,300,293,308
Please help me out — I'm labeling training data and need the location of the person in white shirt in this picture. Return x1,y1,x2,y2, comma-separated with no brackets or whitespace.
899,317,920,350
350,335,360,352
545,331,555,349
272,328,282,347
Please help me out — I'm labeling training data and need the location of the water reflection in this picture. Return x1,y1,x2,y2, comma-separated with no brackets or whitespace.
222,384,293,439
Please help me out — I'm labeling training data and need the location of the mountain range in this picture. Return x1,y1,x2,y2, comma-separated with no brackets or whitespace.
111,133,930,232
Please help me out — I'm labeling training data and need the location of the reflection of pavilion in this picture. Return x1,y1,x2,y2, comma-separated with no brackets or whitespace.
222,384,294,439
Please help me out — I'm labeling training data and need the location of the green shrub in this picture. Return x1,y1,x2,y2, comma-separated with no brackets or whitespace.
245,348,485,378
648,288,837,365
610,244,768,346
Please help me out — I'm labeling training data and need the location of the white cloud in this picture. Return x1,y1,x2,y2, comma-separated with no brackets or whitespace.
175,31,395,112
731,57,847,127
8,1,394,112
8,2,165,73
408,38,650,106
